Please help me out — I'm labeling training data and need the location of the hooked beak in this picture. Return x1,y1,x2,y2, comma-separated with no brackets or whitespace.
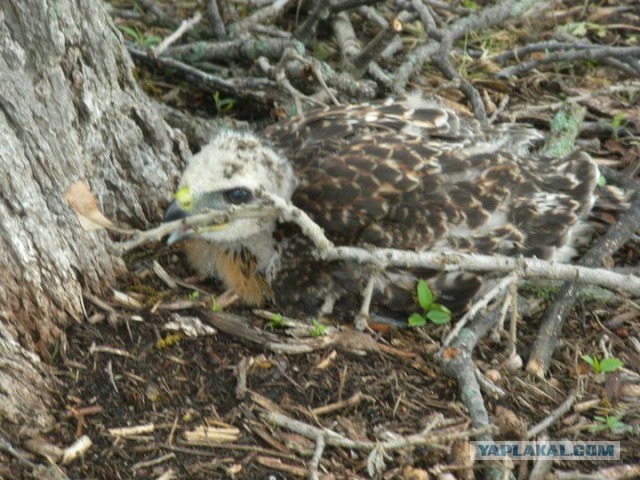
163,200,192,245
163,200,229,245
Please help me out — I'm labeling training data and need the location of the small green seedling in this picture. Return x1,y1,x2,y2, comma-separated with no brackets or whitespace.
610,113,626,139
312,42,331,61
188,290,201,301
462,0,480,10
408,279,451,327
266,312,285,331
310,319,327,337
211,298,222,312
212,91,236,114
581,354,623,374
589,415,630,434
117,25,161,47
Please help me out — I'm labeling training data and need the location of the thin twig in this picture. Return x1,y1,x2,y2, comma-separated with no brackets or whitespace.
310,392,367,416
308,434,325,480
113,204,279,253
150,11,203,58
497,46,640,78
264,411,494,450
442,275,517,348
527,390,578,438
354,271,380,330
0,433,37,470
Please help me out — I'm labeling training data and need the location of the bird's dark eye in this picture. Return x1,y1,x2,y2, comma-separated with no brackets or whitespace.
225,187,252,205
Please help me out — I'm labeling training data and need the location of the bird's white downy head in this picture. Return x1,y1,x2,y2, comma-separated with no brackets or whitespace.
173,130,297,243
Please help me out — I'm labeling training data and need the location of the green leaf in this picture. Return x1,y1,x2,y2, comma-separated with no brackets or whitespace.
141,35,162,47
426,309,451,325
312,42,331,61
581,354,595,367
416,280,433,310
598,358,623,373
597,175,606,187
588,423,608,433
117,25,141,42
611,113,624,129
432,303,451,315
408,313,426,327
269,312,284,328
609,418,625,429
310,319,326,337
462,0,480,9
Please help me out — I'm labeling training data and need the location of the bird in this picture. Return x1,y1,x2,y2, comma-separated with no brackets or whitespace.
163,95,599,324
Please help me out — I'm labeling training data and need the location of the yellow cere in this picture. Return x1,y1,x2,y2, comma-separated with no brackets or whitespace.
175,186,193,211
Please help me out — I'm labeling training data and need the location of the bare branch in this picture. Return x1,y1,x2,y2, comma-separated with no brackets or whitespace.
206,0,227,39
112,204,279,253
497,45,640,78
127,45,276,99
324,247,640,296
229,0,294,36
350,18,403,79
166,37,299,63
438,311,500,441
263,410,494,450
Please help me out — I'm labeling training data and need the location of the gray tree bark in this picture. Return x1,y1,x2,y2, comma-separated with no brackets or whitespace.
0,0,189,433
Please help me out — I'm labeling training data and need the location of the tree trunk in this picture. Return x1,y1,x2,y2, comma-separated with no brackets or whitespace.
0,0,188,433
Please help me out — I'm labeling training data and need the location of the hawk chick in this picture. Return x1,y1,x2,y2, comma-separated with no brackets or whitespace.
164,97,598,320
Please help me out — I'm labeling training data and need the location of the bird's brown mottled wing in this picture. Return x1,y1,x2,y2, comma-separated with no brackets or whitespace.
267,101,596,258
265,99,598,316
